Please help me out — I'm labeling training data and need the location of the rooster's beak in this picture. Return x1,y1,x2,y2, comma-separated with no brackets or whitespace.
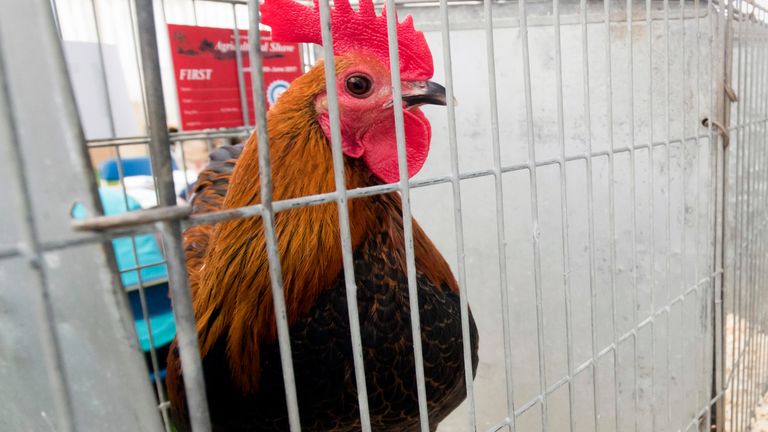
387,81,449,109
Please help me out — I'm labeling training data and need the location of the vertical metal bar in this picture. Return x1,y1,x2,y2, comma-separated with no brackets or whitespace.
751,26,762,420
743,32,759,432
552,0,575,430
134,2,212,431
49,0,62,39
732,7,748,429
738,27,754,432
644,0,657,429
482,0,517,428
754,31,764,415
704,2,717,429
754,37,765,416
603,0,621,428
695,0,708,424
753,23,767,419
0,38,76,432
759,29,768,397
127,0,150,130
579,0,602,429
693,0,703,418
745,27,764,429
727,6,742,429
733,10,745,427
663,0,676,427
740,30,754,431
747,35,757,421
749,19,759,418
625,1,641,429
742,16,756,432
137,0,175,207
707,5,720,427
382,0,430,429
89,0,117,138
518,0,549,428
159,0,168,28
715,2,731,428
677,2,689,426
231,3,250,128
435,0,477,429
314,0,373,429
176,139,193,194
191,0,198,25
247,2,301,430
113,143,172,430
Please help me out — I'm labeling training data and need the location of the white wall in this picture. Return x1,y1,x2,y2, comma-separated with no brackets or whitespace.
410,4,721,430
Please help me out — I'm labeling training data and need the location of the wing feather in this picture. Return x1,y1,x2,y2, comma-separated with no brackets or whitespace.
183,144,243,280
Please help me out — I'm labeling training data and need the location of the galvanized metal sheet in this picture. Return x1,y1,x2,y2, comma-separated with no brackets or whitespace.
0,0,164,430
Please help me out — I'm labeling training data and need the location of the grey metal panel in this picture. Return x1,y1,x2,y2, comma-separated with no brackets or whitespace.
0,258,57,432
0,0,164,430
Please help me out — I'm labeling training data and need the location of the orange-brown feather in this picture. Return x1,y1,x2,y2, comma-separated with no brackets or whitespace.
168,58,458,400
182,60,375,393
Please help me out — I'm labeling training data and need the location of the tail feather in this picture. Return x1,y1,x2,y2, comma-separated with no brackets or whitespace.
183,144,243,284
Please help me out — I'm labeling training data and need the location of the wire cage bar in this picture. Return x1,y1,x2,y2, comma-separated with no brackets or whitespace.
3,0,768,431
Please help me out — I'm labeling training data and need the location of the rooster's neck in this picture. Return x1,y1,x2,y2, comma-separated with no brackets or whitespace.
192,64,379,392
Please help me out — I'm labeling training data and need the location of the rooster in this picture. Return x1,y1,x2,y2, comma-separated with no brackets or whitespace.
166,0,479,430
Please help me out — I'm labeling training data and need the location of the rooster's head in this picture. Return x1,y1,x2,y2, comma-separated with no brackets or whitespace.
261,0,445,184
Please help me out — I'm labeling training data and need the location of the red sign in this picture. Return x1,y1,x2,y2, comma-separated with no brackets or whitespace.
168,24,303,131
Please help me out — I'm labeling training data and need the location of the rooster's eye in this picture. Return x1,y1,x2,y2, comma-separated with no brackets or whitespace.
345,74,373,97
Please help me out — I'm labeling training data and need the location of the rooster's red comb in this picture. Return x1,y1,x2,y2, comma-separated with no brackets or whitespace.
260,0,433,81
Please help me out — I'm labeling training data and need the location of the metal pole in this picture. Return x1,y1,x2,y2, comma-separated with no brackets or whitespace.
232,3,250,127
715,0,734,427
0,35,76,432
247,1,302,430
518,0,549,428
645,0,657,429
603,0,622,428
579,0,602,429
553,0,575,430
315,0,373,428
383,0,430,429
89,0,117,138
483,0,517,428
435,0,477,429
135,1,212,431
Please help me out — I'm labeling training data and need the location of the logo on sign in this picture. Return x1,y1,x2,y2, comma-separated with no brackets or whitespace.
267,80,290,106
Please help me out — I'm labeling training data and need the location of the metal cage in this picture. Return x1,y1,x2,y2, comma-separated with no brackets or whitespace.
2,0,768,431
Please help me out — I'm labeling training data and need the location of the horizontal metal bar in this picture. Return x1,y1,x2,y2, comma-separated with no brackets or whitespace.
72,133,712,235
0,245,18,260
195,0,248,4
729,117,768,131
0,225,169,264
71,205,192,231
86,128,251,148
484,418,513,432
116,259,167,275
